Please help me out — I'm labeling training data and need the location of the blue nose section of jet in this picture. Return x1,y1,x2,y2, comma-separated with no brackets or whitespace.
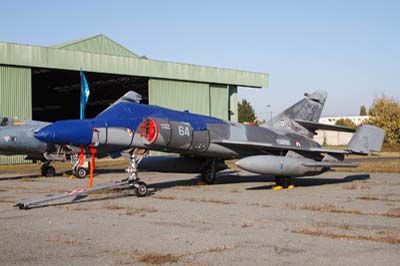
34,120,94,145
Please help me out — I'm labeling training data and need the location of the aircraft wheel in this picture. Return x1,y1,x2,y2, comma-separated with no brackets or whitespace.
275,176,283,186
275,176,292,188
74,167,87,179
282,176,292,189
200,169,216,185
42,166,56,177
135,181,148,197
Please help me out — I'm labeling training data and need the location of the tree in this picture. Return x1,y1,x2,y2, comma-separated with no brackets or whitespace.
238,99,256,123
335,118,356,128
367,95,400,144
359,105,367,116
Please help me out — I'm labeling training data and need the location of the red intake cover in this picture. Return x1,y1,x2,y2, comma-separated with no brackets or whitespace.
139,119,158,144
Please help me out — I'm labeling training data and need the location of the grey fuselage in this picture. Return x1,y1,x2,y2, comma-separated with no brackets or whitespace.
92,118,322,160
0,117,51,159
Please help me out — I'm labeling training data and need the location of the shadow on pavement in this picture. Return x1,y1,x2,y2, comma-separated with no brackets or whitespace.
246,174,370,190
14,172,370,210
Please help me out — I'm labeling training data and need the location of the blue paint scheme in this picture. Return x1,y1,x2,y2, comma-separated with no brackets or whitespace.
35,119,96,145
35,101,226,145
96,102,225,130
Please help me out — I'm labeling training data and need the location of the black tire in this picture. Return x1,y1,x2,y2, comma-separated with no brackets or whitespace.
41,169,46,176
75,167,87,179
200,169,216,185
46,166,56,177
275,176,292,188
282,176,292,188
135,181,148,197
41,166,56,177
275,176,283,186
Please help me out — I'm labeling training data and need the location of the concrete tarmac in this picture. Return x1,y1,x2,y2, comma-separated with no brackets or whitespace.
0,168,399,265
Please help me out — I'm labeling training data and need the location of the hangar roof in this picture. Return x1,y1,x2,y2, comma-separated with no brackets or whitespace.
50,34,139,58
0,35,268,88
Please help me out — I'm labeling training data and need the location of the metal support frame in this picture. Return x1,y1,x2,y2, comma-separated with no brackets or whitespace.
15,179,132,209
15,148,151,209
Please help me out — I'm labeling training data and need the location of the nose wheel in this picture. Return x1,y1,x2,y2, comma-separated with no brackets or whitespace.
131,181,148,197
73,167,88,179
123,148,150,197
71,157,89,179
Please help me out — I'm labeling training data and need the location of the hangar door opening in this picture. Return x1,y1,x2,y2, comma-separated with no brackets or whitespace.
32,68,148,122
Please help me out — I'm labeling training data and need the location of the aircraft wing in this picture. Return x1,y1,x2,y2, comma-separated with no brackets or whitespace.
294,119,356,133
214,140,349,155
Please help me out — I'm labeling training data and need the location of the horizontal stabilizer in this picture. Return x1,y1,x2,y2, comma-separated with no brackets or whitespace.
346,125,385,154
302,161,358,168
295,119,356,133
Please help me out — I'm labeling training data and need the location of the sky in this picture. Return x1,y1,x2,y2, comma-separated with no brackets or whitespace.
1,0,399,119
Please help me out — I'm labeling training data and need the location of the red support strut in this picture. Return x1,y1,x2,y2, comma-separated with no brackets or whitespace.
88,145,97,188
79,145,85,166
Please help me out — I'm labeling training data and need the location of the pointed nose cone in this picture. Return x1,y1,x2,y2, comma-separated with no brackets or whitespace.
235,157,253,172
35,120,94,145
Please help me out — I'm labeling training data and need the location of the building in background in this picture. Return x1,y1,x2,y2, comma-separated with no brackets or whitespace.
0,35,268,163
314,115,369,145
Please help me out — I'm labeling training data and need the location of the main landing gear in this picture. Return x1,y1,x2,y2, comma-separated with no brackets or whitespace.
273,176,295,190
123,148,150,197
40,161,56,177
199,159,217,185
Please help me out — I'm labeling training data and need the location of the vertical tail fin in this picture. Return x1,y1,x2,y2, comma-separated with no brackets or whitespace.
267,90,327,130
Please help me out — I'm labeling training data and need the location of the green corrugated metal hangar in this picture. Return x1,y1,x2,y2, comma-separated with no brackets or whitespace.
0,34,268,163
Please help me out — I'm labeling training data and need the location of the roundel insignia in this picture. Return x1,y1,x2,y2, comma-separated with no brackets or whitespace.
127,128,133,136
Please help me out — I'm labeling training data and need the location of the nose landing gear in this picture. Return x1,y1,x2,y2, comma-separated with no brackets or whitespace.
123,148,150,197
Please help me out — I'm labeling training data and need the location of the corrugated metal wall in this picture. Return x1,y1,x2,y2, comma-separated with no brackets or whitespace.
0,65,32,164
209,84,228,120
149,79,232,121
149,79,211,116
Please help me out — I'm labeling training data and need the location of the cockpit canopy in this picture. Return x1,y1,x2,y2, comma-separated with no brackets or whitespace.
0,117,9,127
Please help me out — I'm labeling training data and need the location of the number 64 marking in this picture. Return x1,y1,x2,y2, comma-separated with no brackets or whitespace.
178,126,190,136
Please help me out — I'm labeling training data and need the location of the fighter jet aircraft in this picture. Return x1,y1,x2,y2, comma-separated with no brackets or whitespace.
0,117,61,176
0,90,147,178
0,116,116,178
33,90,385,194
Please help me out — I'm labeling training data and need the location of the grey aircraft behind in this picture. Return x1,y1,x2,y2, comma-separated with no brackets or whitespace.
0,117,103,178
0,117,57,175
33,90,385,192
0,92,145,178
